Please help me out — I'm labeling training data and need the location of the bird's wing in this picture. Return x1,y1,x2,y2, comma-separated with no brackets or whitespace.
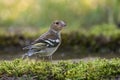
31,32,48,45
23,32,60,50
23,42,47,50
32,32,60,47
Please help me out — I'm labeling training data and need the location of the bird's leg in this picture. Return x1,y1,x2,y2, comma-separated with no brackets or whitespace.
35,55,39,62
41,56,44,61
49,55,52,61
22,53,28,60
22,55,25,60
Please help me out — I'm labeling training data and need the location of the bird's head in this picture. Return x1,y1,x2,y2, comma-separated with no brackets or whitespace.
50,20,66,32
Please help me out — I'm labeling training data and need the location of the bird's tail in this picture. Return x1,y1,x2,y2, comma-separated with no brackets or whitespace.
22,49,35,59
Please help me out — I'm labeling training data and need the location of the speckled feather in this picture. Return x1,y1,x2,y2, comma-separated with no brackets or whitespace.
22,20,66,59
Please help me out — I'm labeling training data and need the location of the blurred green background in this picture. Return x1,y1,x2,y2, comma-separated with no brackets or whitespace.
0,0,120,28
0,0,120,60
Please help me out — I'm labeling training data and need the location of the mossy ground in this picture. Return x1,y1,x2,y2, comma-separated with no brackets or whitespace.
0,58,120,80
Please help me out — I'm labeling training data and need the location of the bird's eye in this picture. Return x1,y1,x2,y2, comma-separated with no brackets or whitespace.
55,22,59,25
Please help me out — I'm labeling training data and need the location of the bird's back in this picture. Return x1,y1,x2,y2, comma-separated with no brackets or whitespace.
32,30,61,47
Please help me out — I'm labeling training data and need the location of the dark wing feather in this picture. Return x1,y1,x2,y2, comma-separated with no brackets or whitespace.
23,31,60,50
23,33,48,50
31,32,48,45
23,42,47,50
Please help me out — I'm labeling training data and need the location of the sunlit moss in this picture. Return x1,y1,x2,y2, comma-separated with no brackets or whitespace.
0,58,120,79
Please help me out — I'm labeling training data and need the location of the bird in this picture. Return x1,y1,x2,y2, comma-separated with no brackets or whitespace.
22,20,66,61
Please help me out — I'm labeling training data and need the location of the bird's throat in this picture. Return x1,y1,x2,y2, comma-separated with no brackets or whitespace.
49,29,59,34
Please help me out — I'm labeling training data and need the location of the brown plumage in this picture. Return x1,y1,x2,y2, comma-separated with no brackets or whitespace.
22,20,66,60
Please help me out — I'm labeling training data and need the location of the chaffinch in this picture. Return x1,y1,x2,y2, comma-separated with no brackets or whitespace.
22,20,66,60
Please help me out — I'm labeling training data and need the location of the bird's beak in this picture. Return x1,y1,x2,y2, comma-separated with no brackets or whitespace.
61,21,66,27
63,24,67,27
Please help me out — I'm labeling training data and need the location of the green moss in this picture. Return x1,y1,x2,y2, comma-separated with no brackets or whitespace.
0,58,120,80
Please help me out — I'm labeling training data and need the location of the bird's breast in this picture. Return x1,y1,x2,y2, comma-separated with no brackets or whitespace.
38,46,59,56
